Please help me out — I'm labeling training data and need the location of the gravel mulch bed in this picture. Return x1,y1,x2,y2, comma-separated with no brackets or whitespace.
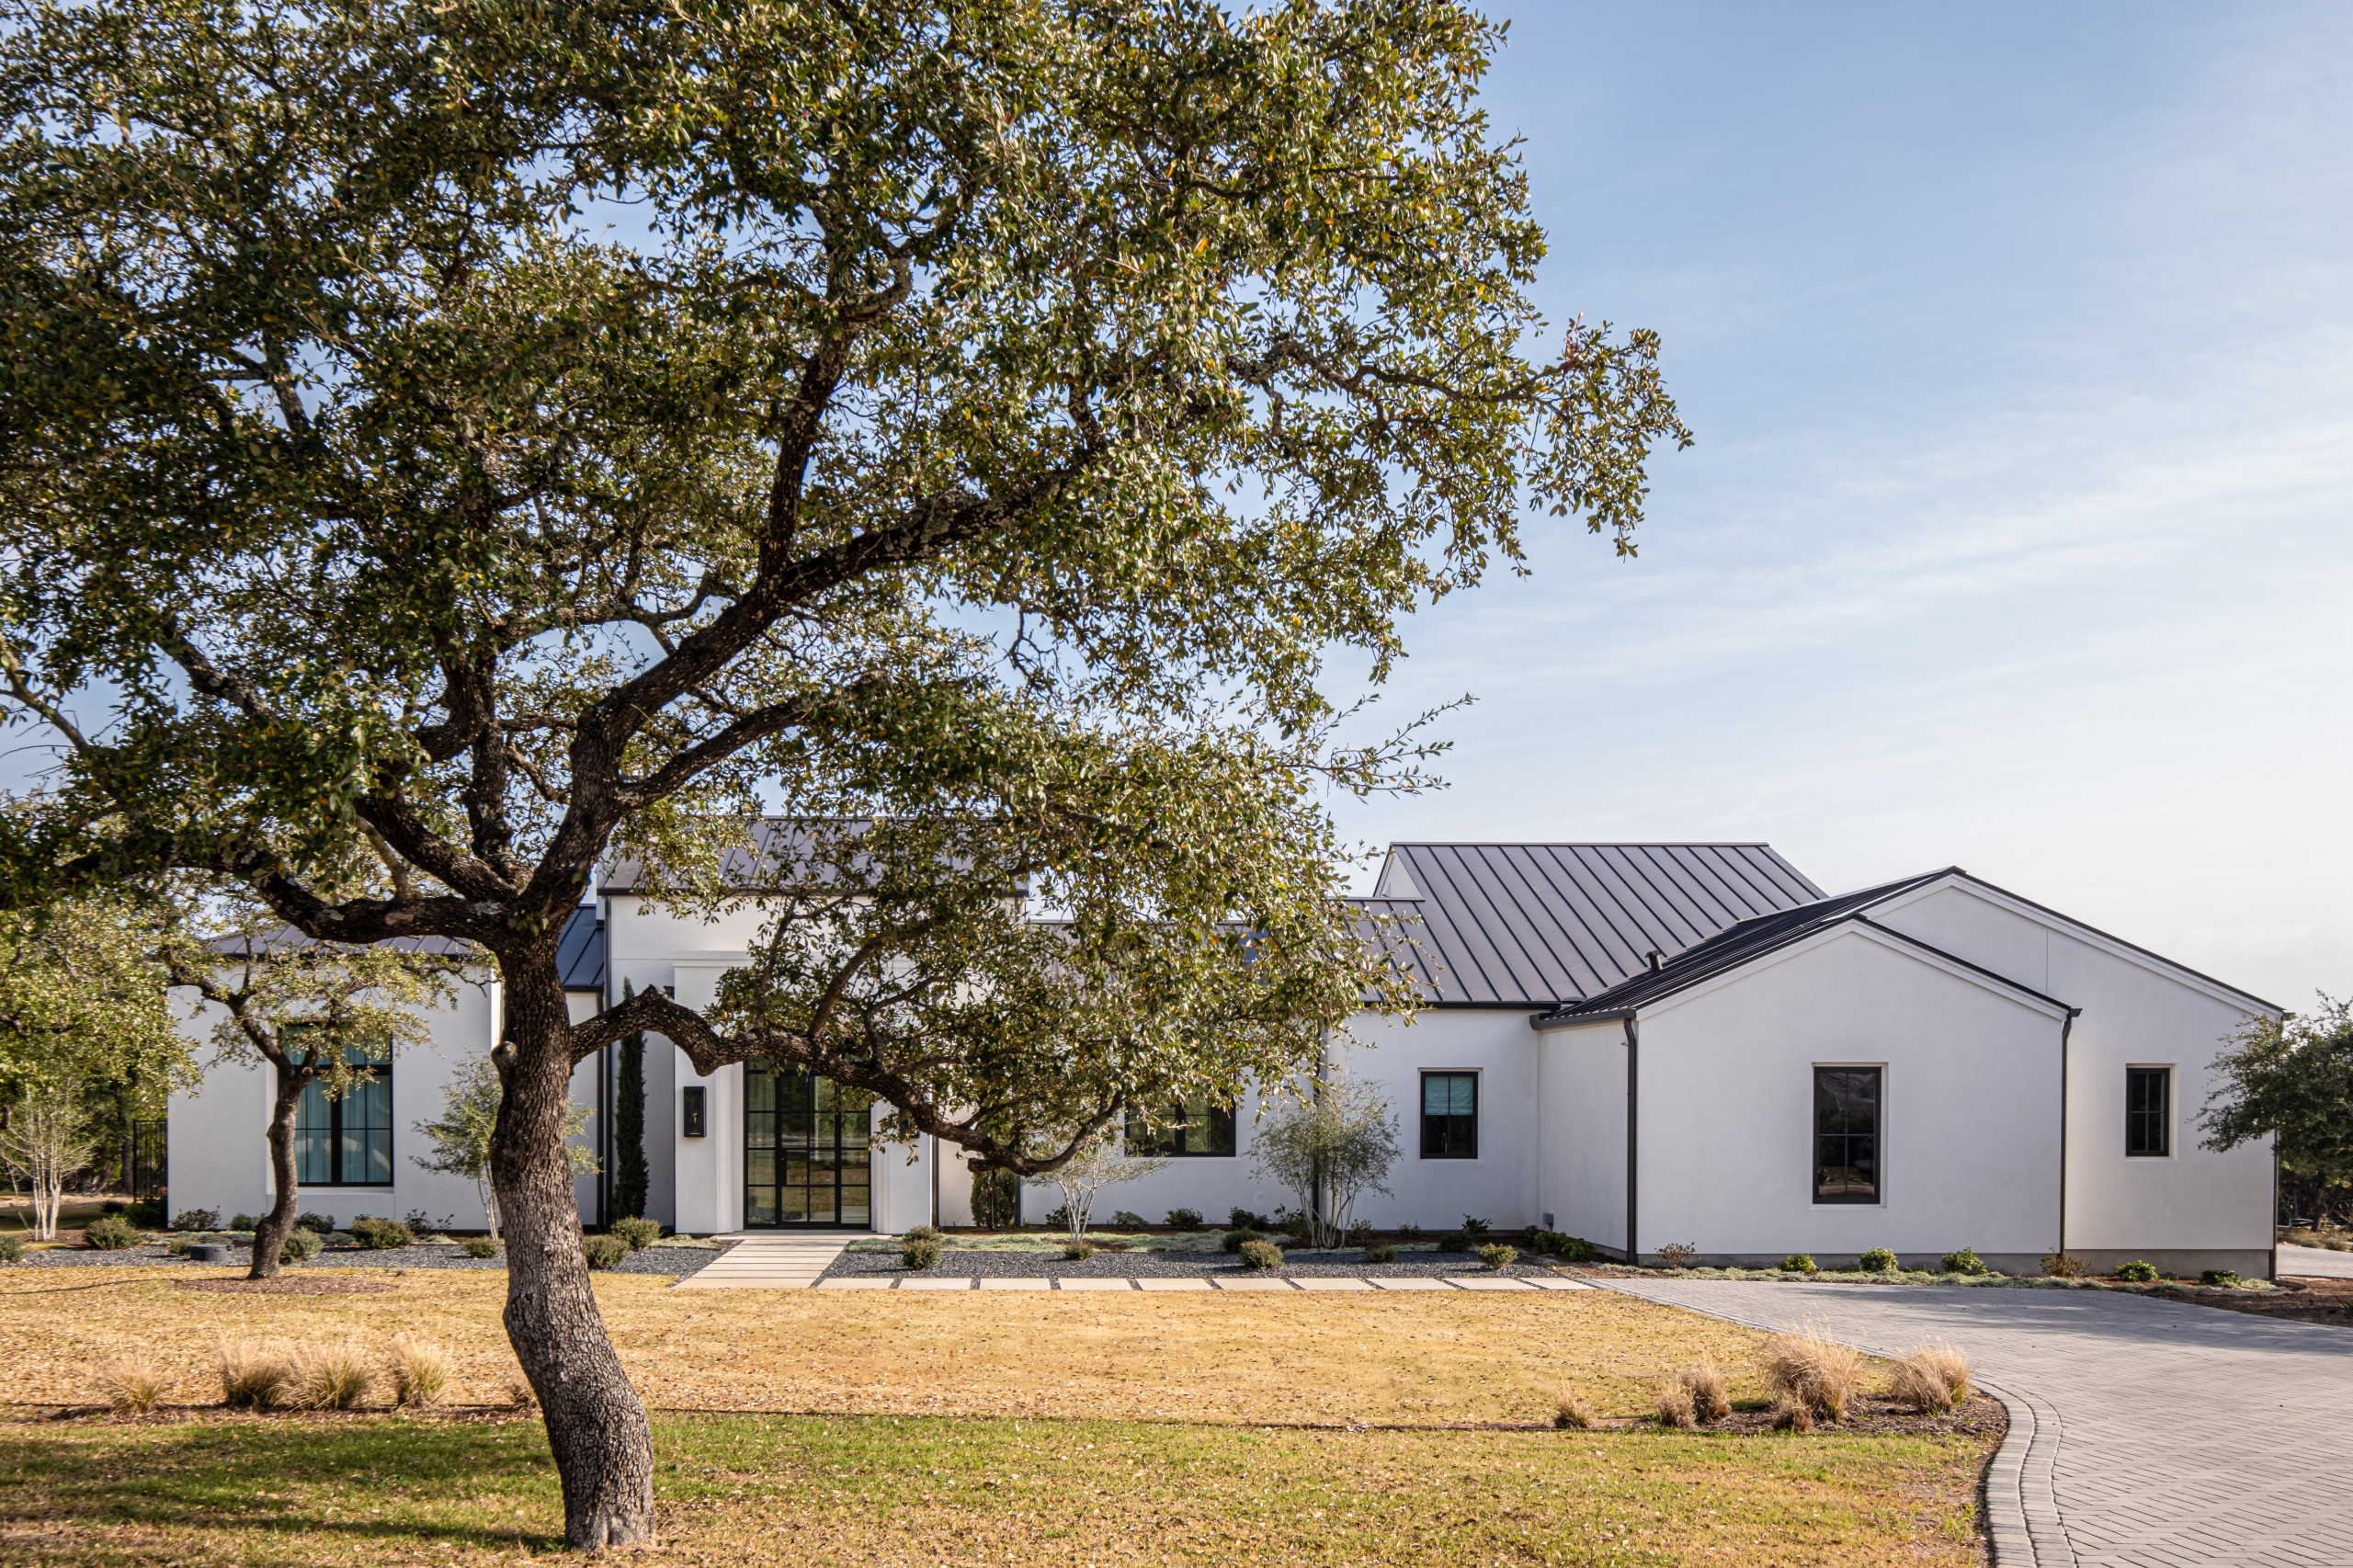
11,1241,728,1280
172,1277,398,1295
824,1244,1563,1280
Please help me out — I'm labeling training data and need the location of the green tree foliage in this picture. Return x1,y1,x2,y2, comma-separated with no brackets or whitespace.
0,0,1684,1544
2205,996,2353,1221
412,1055,597,1240
1249,1072,1399,1247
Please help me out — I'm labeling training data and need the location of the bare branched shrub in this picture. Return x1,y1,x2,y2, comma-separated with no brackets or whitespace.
217,1338,293,1410
1893,1341,1972,1408
1770,1395,1813,1433
94,1356,165,1415
1553,1388,1597,1430
384,1335,451,1407
1654,1242,1698,1267
1759,1318,1861,1423
290,1343,374,1410
1653,1377,1696,1429
1677,1361,1731,1423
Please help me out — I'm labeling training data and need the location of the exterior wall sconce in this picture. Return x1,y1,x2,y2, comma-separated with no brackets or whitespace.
681,1085,706,1139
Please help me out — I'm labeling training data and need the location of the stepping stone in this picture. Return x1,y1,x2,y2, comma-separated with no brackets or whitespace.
898,1277,974,1290
976,1278,1051,1290
1211,1277,1298,1290
1446,1277,1534,1290
1057,1278,1137,1291
815,1278,893,1290
1294,1278,1374,1290
1133,1278,1212,1291
1524,1277,1595,1290
1364,1278,1449,1290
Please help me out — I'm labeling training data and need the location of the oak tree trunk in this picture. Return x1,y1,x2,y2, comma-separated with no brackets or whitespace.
246,1066,308,1280
492,959,655,1551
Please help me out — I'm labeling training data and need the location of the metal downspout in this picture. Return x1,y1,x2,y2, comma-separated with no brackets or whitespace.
1623,1016,1640,1266
2058,1009,2077,1257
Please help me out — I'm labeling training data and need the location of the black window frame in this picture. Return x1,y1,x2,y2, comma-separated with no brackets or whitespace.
1124,1096,1236,1157
290,1043,394,1187
1812,1065,1881,1206
2125,1066,2172,1158
1419,1071,1479,1160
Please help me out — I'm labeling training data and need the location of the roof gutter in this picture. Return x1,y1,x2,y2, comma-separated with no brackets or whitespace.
1529,1006,1633,1031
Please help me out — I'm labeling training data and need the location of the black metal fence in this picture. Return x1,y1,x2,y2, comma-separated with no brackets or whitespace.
128,1120,166,1201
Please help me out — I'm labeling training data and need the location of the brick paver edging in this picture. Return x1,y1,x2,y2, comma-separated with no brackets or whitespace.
1591,1280,2068,1567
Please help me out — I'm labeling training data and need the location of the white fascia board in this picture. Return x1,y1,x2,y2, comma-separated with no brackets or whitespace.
1865,874,2280,1017
672,950,751,966
1634,919,2075,1025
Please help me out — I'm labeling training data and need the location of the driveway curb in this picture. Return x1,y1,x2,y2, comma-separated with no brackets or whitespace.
1592,1280,2072,1566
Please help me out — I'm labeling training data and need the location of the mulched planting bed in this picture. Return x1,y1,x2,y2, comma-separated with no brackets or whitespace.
15,1241,728,1279
2156,1274,2353,1324
171,1277,398,1295
826,1243,1561,1280
1690,1392,2006,1439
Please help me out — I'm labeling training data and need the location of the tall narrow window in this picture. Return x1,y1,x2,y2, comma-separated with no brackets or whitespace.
1420,1072,1478,1159
1125,1096,1236,1157
1813,1066,1881,1204
291,1043,393,1187
2126,1067,2171,1157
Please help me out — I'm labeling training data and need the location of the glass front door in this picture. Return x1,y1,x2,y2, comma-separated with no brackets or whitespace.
744,1060,874,1227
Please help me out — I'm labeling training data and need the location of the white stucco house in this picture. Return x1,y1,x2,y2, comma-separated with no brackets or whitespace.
167,837,2281,1276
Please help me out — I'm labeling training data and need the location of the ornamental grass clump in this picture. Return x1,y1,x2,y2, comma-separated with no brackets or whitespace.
1770,1396,1813,1433
1886,1341,1970,1414
1759,1319,1862,1423
1363,1244,1399,1264
291,1343,374,1410
1237,1239,1283,1270
1062,1241,1096,1262
1677,1361,1731,1423
93,1356,166,1415
1653,1377,1696,1429
384,1335,451,1408
217,1339,294,1410
902,1235,943,1270
1553,1388,1597,1431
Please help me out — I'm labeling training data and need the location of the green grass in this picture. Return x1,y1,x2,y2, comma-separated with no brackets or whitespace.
0,1410,1988,1565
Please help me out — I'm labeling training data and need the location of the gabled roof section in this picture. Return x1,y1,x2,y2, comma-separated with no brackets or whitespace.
1365,843,1827,1006
556,907,604,993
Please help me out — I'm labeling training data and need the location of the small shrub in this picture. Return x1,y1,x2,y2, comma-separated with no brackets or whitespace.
1653,1378,1696,1429
1759,1319,1862,1422
2114,1258,2159,1283
1165,1208,1203,1231
126,1198,165,1227
1886,1342,1971,1415
1363,1244,1400,1264
1435,1231,1474,1254
94,1356,166,1414
229,1213,261,1233
1108,1210,1147,1230
1779,1253,1818,1275
295,1212,335,1236
904,1225,943,1242
1478,1244,1518,1271
171,1208,222,1233
402,1210,439,1233
611,1217,663,1252
1275,1210,1313,1241
84,1215,141,1251
2041,1253,2086,1279
902,1236,943,1269
2200,1267,2242,1287
1459,1215,1491,1237
1858,1247,1898,1273
1940,1246,1988,1276
583,1233,629,1269
1237,1239,1283,1270
1552,1388,1597,1430
280,1229,324,1261
384,1335,451,1407
1062,1241,1096,1262
290,1344,374,1411
1040,1204,1072,1231
102,1199,127,1214
1677,1361,1731,1423
1228,1207,1271,1232
0,1233,25,1263
1557,1234,1594,1262
347,1218,415,1251
1346,1220,1374,1244
1393,1222,1423,1240
218,1338,294,1410
1770,1396,1813,1433
1220,1228,1267,1254
1654,1242,1698,1267
460,1236,500,1259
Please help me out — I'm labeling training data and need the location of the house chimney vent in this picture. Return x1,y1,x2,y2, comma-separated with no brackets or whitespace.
1646,949,1663,972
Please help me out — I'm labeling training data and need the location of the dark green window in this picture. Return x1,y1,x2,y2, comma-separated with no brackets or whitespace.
1813,1066,1880,1204
2126,1067,2170,1157
1420,1072,1478,1159
292,1044,393,1187
1125,1096,1236,1157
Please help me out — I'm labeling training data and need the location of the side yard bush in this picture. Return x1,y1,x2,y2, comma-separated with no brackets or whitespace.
611,1217,663,1252
348,1218,414,1251
1236,1240,1283,1270
85,1215,142,1251
583,1233,629,1269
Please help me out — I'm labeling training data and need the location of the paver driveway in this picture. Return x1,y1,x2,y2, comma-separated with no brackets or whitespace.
1608,1278,2353,1567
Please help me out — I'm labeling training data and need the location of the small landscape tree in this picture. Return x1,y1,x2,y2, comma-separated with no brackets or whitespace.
413,1056,597,1239
1024,1131,1170,1238
0,1077,96,1239
1251,1072,1399,1247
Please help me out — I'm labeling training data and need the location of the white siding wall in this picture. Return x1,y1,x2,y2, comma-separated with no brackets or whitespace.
1873,883,2276,1268
1622,927,2069,1270
1537,1019,1628,1251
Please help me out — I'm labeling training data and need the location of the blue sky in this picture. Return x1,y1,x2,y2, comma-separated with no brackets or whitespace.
1327,3,2353,1009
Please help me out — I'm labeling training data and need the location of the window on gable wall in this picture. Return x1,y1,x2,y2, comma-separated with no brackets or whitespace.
1420,1072,1478,1159
1813,1066,1880,1204
2126,1066,2171,1157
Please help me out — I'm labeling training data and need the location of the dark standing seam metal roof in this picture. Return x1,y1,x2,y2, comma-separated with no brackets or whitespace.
557,907,605,993
1531,869,2074,1022
1364,844,1826,1006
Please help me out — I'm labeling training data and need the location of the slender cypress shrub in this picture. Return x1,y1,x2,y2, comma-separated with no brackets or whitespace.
613,983,649,1221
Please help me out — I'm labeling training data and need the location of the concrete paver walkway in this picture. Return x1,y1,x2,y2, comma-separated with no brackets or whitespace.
805,1273,1597,1291
672,1233,856,1290
1608,1278,2353,1568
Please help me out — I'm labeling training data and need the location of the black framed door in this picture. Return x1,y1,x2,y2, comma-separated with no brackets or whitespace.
744,1060,874,1227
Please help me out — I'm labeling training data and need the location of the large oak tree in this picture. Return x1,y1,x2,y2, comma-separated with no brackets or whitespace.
0,0,1686,1547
